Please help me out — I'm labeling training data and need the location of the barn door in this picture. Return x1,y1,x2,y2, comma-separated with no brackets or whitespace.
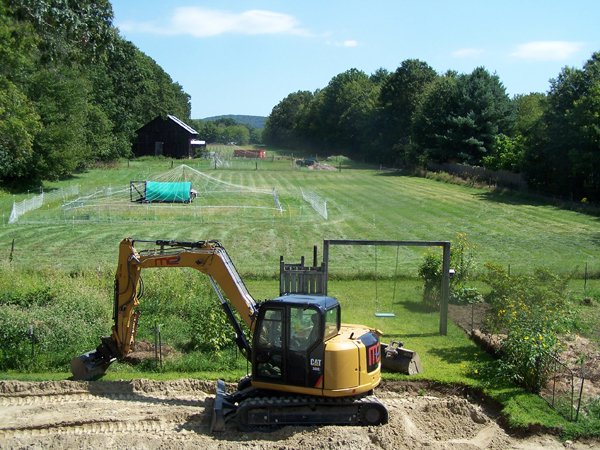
154,141,164,156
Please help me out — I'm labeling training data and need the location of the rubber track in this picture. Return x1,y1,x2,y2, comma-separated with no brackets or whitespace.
236,394,388,428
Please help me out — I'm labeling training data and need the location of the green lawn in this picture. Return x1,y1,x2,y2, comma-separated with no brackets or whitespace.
1,154,599,438
1,154,599,276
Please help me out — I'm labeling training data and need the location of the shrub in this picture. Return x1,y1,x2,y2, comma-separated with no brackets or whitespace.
135,269,236,353
483,263,572,393
451,286,484,305
0,264,111,371
187,297,234,352
418,232,476,309
418,253,442,310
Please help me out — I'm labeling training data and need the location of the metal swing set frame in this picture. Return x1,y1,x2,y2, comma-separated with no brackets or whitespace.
322,239,452,336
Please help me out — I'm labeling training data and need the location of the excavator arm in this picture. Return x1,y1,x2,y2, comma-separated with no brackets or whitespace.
71,238,259,380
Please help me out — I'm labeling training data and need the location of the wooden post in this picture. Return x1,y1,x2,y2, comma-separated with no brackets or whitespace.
154,322,159,364
28,324,34,358
158,324,163,369
323,240,330,295
440,242,451,336
9,238,15,262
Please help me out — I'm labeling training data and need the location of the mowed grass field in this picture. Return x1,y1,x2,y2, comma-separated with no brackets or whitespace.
0,154,598,278
2,152,600,436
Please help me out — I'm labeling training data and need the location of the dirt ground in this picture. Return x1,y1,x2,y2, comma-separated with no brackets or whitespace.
0,306,597,449
0,379,597,450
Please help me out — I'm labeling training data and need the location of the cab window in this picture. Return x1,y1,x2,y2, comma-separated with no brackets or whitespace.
289,307,320,352
324,306,340,340
257,309,282,349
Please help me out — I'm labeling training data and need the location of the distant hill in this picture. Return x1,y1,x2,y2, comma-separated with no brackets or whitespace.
201,115,267,129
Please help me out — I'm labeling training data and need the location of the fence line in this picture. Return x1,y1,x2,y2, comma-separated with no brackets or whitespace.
8,185,79,224
9,193,43,224
272,188,283,212
541,352,586,421
301,189,328,220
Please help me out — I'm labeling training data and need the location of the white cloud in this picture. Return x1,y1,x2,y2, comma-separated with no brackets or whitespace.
451,48,484,58
510,41,584,61
118,7,310,38
326,39,359,48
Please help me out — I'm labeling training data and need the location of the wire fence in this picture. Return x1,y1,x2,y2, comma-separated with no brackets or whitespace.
540,352,587,421
301,189,328,220
458,303,600,421
9,185,79,224
272,188,283,212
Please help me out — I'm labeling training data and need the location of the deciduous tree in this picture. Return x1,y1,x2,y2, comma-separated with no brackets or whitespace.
0,76,41,182
378,59,437,165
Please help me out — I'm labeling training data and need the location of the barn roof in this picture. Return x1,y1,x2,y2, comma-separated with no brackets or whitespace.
167,115,198,134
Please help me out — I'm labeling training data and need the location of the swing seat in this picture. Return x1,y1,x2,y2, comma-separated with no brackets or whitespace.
374,312,395,317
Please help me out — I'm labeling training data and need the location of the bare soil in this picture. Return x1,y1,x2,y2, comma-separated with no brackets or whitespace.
1,379,597,449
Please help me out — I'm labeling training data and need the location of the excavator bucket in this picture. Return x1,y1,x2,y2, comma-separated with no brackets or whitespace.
70,350,115,381
210,380,228,432
381,341,422,375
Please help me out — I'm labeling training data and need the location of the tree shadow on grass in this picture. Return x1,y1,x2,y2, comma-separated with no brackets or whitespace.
2,173,83,195
429,345,486,364
375,169,418,178
396,299,437,314
475,189,552,207
384,332,440,339
475,190,600,218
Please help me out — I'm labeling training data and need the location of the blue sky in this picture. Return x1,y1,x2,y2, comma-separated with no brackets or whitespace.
111,1,600,119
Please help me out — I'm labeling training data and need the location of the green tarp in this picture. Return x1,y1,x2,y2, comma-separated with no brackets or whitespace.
145,181,192,203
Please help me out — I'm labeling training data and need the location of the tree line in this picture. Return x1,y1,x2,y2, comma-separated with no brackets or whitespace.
189,117,262,147
0,0,190,186
263,54,600,202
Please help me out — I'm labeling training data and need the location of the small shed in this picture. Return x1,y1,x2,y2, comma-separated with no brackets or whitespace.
190,139,207,157
133,115,199,158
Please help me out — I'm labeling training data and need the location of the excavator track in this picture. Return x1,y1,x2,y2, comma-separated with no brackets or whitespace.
236,394,388,430
211,379,388,432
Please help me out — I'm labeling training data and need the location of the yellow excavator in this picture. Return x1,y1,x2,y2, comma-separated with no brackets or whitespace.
71,238,391,431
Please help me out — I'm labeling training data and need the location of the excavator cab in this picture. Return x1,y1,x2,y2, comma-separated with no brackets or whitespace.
252,295,339,389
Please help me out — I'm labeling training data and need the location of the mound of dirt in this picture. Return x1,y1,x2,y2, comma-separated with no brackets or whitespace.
124,340,177,365
1,379,597,449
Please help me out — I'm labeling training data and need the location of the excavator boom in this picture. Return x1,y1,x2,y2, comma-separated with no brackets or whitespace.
71,238,258,380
